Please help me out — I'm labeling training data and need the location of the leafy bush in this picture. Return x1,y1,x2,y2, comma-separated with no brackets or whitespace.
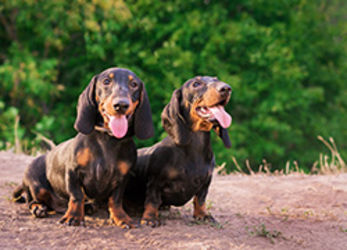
0,0,346,171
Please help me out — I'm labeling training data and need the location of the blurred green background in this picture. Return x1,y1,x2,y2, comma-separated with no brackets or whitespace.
1,0,346,172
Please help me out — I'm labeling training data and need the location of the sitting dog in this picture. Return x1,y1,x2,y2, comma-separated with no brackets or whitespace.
13,68,154,228
124,76,232,226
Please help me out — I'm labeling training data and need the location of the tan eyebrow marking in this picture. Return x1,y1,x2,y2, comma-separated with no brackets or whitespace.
109,73,114,78
128,75,133,81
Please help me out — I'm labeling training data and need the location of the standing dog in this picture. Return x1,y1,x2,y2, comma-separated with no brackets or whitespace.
124,76,232,226
13,68,154,228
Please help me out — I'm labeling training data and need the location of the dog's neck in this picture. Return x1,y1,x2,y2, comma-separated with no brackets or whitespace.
190,131,214,162
190,130,211,148
170,130,213,161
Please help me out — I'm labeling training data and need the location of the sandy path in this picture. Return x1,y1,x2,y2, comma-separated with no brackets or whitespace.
0,151,346,249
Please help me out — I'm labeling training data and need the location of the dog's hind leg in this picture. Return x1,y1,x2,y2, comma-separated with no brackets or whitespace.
28,187,50,218
20,155,56,218
12,184,26,203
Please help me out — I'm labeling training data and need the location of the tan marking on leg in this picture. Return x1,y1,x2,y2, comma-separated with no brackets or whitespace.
59,198,85,226
193,196,207,218
142,203,159,219
29,202,48,218
141,203,160,227
76,148,92,167
108,196,135,228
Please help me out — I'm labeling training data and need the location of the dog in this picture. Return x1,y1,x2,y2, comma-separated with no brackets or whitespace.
124,76,232,227
13,67,154,228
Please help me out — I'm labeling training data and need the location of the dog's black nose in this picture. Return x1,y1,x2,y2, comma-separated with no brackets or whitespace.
113,100,130,113
217,84,232,96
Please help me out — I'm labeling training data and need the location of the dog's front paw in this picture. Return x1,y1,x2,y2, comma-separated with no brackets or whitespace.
110,217,138,229
141,203,160,227
59,200,84,226
140,217,161,228
193,214,217,223
59,213,85,226
108,205,138,229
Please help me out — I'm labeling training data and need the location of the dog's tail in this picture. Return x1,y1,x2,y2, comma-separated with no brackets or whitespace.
12,183,26,203
33,132,56,150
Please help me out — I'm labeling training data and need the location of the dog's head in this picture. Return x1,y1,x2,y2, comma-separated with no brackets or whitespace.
74,68,154,140
162,76,232,147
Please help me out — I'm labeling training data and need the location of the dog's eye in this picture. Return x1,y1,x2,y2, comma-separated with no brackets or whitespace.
103,79,111,85
129,81,138,88
192,81,201,88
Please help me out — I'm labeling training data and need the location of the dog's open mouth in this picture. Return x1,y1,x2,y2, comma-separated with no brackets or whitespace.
105,114,131,139
196,105,232,128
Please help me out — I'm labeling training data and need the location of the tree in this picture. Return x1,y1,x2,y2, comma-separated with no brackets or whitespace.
1,0,346,171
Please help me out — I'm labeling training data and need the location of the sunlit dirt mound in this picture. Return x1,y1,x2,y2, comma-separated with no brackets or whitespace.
0,151,346,249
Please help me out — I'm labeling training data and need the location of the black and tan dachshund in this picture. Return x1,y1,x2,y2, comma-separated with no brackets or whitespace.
13,67,154,228
124,76,232,227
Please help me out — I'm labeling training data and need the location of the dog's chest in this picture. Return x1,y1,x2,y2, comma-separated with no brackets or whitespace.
94,160,118,186
80,160,118,196
183,159,212,184
78,136,136,199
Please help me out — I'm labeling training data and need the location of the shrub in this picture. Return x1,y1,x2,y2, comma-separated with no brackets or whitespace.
1,0,346,171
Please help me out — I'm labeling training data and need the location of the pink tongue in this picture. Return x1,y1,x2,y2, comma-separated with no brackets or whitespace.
209,105,232,128
109,115,128,138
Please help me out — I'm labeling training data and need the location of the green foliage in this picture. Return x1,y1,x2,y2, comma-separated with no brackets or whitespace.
0,0,346,171
0,102,23,149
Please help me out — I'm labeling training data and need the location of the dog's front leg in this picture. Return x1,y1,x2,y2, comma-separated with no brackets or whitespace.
141,177,162,227
108,184,137,229
59,169,85,226
193,177,216,223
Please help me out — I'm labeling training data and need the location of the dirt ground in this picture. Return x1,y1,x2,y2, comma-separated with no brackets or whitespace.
0,151,346,250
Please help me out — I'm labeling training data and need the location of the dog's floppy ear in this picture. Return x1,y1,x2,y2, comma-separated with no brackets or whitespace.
134,85,154,140
213,126,231,148
161,89,191,145
74,75,98,134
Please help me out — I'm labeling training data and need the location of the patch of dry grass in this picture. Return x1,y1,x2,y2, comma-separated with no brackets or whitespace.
246,223,283,244
311,136,346,174
217,136,346,175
